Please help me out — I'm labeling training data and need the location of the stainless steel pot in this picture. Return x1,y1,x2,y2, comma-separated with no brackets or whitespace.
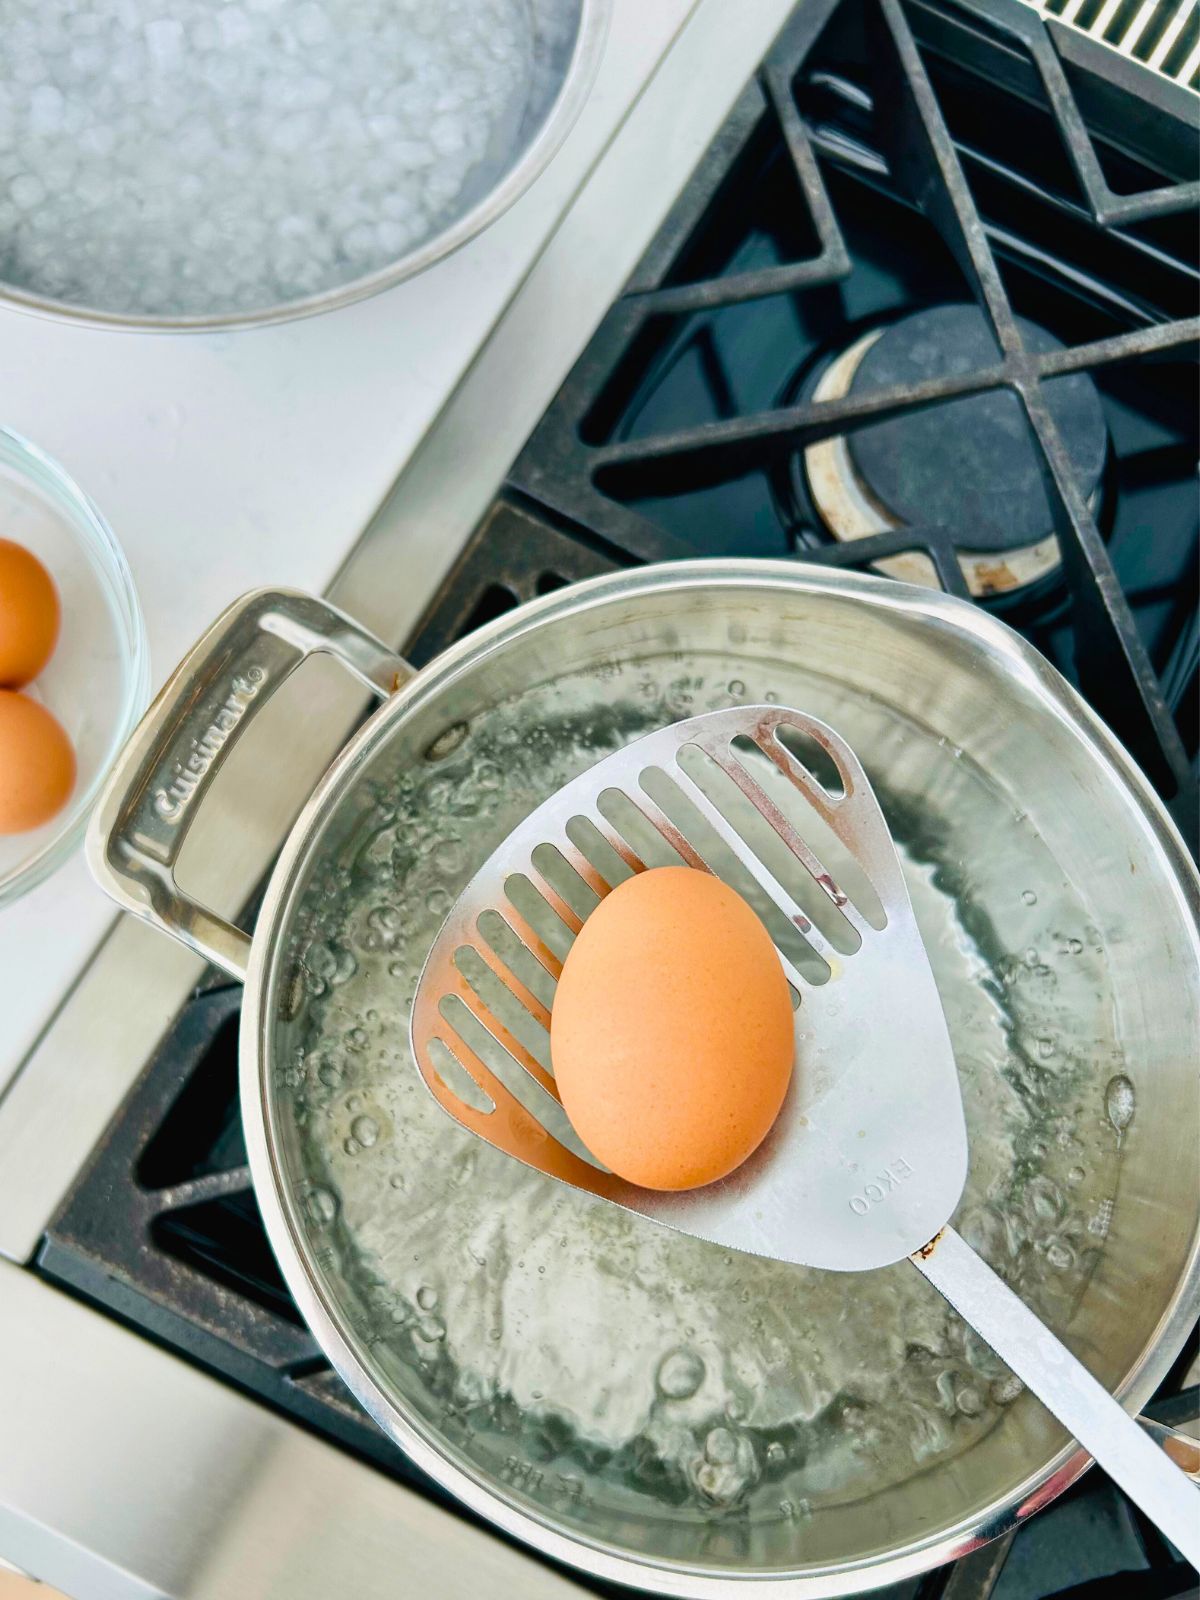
88,562,1200,1596
4,0,610,332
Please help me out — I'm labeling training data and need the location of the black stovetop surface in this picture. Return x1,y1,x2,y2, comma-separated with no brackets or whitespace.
38,1,1198,1595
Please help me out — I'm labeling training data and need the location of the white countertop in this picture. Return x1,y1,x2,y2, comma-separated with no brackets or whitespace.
0,4,700,1089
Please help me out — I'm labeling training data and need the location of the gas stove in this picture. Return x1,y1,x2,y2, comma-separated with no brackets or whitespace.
23,0,1200,1595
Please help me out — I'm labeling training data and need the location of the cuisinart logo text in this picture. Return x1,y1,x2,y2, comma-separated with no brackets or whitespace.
848,1157,914,1215
153,666,267,822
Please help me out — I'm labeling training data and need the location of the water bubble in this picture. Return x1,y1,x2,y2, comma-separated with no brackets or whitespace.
1027,1176,1065,1225
453,1369,488,1408
304,1186,338,1226
417,1284,439,1311
693,1427,756,1505
1037,1038,1055,1060
351,1114,379,1148
415,1315,446,1344
389,1172,406,1189
956,1387,983,1417
434,841,462,875
426,887,452,919
424,722,469,762
656,1348,705,1400
1021,889,1037,905
343,1136,361,1156
990,1375,1024,1406
366,905,401,947
1068,1165,1085,1185
704,1427,736,1465
345,1028,368,1052
303,939,355,987
1024,947,1039,967
936,1370,957,1412
316,1057,343,1089
304,940,337,981
1105,1074,1135,1132
727,678,746,697
346,1094,363,1112
477,762,502,791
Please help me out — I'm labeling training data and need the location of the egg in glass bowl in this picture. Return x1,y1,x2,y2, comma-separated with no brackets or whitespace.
0,428,149,907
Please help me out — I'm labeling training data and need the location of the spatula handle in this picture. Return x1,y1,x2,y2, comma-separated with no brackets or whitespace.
912,1224,1199,1564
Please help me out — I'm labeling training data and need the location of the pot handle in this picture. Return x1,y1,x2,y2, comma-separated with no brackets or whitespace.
86,588,412,983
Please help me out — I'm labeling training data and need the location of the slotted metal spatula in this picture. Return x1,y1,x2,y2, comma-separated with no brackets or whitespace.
410,706,1200,1558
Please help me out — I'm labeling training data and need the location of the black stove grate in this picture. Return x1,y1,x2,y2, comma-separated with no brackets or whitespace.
37,2,1198,1597
510,0,1199,824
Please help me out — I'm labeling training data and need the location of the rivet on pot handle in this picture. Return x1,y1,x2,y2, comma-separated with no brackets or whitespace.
86,588,412,983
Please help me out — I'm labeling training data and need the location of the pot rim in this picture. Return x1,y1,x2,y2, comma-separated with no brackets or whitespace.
239,558,1200,1595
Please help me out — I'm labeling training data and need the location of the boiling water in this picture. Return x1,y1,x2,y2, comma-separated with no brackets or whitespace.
277,654,1125,1524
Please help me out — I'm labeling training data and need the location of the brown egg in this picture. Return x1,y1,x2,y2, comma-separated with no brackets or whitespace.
0,691,76,834
0,538,61,687
550,866,794,1191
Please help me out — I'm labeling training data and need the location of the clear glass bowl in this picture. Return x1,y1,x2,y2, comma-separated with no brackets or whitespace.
0,428,149,907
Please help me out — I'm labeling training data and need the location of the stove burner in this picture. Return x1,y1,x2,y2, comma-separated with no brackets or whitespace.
801,305,1109,597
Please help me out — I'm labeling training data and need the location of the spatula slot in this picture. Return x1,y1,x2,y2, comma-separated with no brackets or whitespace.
563,815,637,890
476,909,558,1009
425,1035,495,1116
672,745,860,964
453,945,554,1072
773,722,846,798
530,842,602,921
729,736,887,932
437,993,584,1153
595,788,687,871
504,873,578,961
637,764,830,988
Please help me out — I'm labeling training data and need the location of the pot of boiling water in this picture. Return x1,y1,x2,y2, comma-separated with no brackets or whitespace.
90,561,1200,1596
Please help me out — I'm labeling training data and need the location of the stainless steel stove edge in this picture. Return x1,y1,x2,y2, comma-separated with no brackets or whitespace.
0,1265,588,1599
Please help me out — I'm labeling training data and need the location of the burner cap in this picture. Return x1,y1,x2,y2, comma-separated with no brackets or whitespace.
846,306,1107,552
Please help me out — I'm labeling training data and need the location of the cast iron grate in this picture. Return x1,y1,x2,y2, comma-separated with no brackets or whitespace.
510,0,1199,829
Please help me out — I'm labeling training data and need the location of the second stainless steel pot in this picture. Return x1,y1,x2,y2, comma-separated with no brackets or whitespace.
88,561,1200,1596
